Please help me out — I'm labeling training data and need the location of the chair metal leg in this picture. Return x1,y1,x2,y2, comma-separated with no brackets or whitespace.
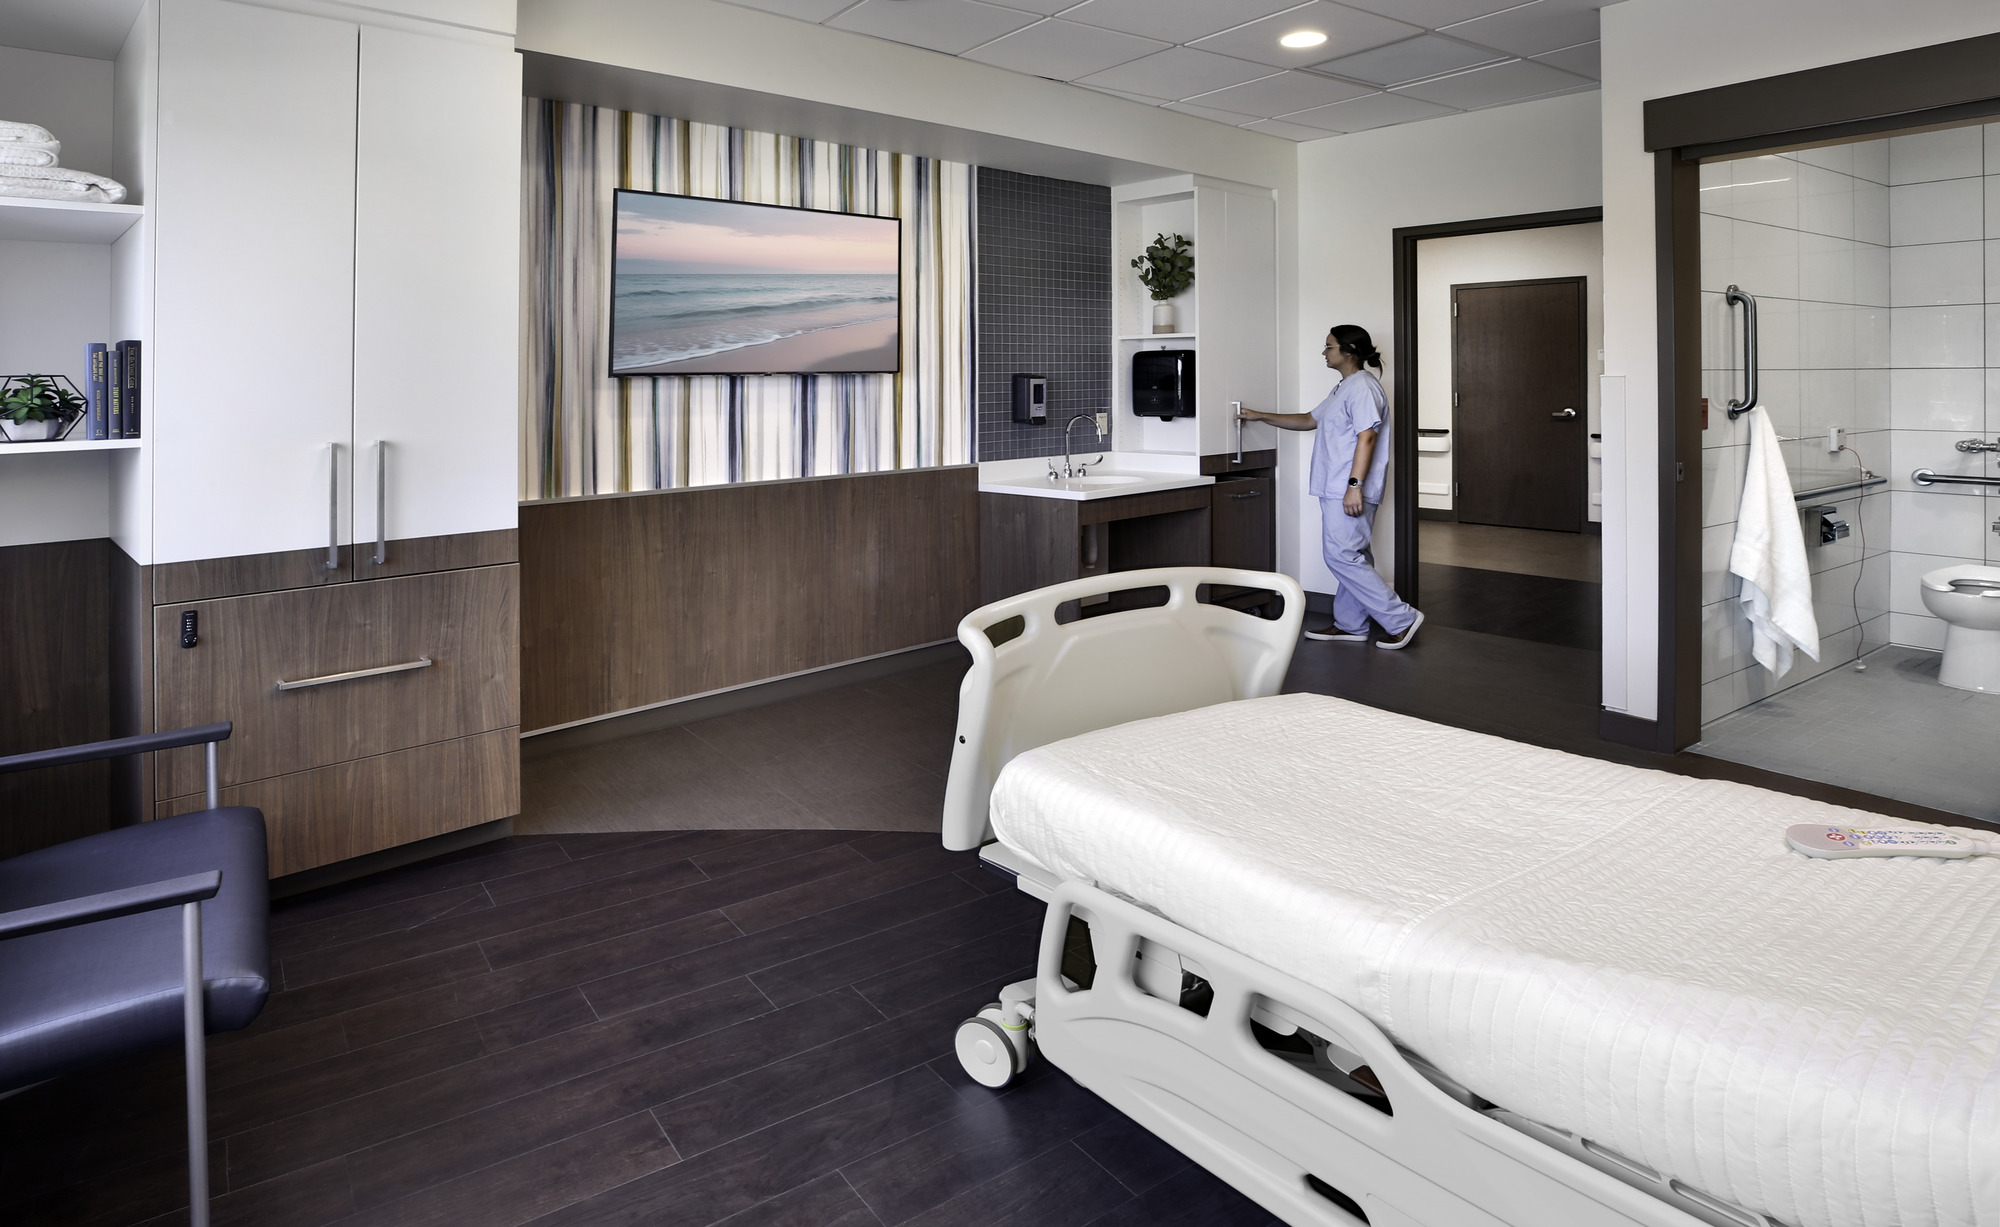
182,900,209,1227
203,741,219,812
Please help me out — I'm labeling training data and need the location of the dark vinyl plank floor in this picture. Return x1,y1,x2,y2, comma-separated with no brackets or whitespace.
2,831,1279,1227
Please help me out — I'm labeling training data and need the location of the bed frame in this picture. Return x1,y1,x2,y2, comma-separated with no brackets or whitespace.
940,568,1780,1227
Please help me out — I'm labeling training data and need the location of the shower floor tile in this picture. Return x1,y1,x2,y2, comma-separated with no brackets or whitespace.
1694,645,2000,824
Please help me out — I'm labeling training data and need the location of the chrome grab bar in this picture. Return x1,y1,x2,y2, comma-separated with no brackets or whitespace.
373,439,387,566
276,657,432,692
325,442,340,570
1724,285,1758,420
1232,401,1243,462
1913,469,2000,489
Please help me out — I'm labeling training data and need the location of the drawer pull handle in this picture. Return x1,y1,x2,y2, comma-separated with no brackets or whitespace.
276,657,432,691
1229,490,1262,499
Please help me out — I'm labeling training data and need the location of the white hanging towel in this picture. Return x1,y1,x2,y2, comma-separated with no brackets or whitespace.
1728,407,1819,677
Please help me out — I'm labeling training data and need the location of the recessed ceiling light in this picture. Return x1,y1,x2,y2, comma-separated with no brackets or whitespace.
1279,30,1328,49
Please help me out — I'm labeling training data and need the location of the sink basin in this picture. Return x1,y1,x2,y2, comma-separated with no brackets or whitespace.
1062,475,1144,487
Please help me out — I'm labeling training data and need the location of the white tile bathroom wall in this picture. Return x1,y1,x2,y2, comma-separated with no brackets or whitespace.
1886,122,1996,652
1698,141,1893,724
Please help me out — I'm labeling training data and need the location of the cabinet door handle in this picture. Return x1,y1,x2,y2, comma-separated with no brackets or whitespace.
373,439,387,566
1229,490,1262,499
276,657,432,692
326,442,341,571
1232,401,1244,462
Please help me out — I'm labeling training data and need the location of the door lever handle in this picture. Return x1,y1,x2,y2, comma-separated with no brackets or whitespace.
1551,407,1578,420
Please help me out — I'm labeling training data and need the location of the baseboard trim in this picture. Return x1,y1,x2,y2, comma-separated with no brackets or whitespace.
1598,708,1661,750
271,816,514,900
522,639,969,757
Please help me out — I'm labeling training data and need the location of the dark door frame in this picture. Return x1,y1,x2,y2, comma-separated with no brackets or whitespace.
1633,31,2000,755
1449,275,1590,533
1389,208,1602,608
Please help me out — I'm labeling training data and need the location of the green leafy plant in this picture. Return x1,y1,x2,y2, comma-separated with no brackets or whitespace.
1131,232,1193,302
0,375,86,424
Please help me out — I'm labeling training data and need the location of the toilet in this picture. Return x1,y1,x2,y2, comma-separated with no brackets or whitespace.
1919,564,2000,692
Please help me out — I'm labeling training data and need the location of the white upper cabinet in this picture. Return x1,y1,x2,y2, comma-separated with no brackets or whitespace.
152,0,358,566
352,24,521,554
1197,186,1279,460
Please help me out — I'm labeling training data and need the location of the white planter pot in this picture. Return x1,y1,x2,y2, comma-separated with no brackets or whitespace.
1152,301,1176,334
3,418,63,441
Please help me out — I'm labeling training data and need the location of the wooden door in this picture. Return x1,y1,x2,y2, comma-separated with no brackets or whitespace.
153,0,358,565
352,24,521,565
1451,279,1586,532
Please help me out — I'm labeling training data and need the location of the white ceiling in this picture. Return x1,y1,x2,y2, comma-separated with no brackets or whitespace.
720,0,1600,141
0,0,145,59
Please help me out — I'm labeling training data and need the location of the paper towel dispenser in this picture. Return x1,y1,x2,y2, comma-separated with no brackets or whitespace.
1132,350,1194,421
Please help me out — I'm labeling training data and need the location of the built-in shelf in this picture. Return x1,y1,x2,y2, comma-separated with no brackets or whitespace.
0,437,143,454
1117,333,1196,341
0,197,144,244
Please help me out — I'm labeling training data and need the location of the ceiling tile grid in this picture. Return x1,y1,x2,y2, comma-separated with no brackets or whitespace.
714,0,1603,142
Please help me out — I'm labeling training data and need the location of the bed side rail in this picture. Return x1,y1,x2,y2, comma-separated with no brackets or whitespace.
940,567,1304,851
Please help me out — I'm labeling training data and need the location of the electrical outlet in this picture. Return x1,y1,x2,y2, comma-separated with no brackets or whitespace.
1095,412,1108,436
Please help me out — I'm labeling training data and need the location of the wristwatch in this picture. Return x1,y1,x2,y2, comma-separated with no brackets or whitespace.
1347,477,1361,488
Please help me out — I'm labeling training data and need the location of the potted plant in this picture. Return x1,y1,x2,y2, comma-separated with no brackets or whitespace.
1131,232,1193,334
0,375,87,442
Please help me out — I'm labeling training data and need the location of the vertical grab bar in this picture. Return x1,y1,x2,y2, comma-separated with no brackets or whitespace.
373,440,387,566
1725,285,1759,419
1232,400,1244,462
325,442,340,571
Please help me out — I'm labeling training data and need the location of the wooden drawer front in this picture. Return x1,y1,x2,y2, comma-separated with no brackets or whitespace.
1212,477,1275,572
158,729,518,878
155,565,518,798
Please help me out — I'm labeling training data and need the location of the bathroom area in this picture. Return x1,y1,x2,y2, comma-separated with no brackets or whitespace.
1692,120,2000,822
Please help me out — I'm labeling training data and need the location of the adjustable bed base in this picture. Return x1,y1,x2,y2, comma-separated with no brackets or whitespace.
938,567,1993,1227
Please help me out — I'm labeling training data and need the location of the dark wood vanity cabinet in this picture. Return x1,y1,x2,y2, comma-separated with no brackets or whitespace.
981,485,1213,605
1211,475,1275,571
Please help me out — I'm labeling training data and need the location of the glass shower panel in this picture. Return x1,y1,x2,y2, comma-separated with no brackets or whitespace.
1697,142,1894,725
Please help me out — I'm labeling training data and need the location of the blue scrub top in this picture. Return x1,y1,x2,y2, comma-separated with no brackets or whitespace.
1308,370,1388,502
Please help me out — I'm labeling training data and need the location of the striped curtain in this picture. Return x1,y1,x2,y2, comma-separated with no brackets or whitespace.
522,101,974,500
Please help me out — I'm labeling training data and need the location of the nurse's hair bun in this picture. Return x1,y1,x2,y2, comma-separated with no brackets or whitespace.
1328,324,1383,370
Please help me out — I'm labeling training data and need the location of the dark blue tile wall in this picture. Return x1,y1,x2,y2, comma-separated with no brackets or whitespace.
976,167,1111,462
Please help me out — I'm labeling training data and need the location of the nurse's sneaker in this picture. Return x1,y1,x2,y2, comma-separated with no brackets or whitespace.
1305,623,1369,642
1375,610,1424,650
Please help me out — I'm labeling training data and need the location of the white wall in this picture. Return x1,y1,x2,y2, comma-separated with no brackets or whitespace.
1290,90,1602,596
1598,0,2000,725
1414,223,1604,519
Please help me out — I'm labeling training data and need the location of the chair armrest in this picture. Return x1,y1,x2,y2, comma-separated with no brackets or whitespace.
0,723,233,777
0,871,223,942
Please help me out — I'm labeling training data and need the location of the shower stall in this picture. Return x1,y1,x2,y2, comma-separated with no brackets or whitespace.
1691,122,2000,821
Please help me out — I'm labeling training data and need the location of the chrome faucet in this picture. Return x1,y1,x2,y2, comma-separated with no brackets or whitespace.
1955,438,2000,453
1052,414,1103,479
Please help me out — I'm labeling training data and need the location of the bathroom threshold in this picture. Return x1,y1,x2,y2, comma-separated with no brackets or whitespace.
1692,645,2000,826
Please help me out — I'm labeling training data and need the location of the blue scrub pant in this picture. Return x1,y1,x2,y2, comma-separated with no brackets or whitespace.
1320,498,1418,636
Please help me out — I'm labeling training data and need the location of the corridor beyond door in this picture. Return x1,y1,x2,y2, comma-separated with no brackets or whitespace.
1452,278,1588,532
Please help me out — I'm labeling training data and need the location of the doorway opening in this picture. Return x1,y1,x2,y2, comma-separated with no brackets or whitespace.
1393,216,1605,657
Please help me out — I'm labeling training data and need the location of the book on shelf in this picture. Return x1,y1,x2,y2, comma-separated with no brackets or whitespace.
107,343,122,437
113,338,139,438
86,343,108,440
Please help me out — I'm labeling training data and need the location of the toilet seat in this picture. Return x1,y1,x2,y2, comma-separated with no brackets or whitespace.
1919,563,2000,593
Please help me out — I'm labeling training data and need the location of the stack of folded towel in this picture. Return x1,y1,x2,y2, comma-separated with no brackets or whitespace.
0,121,126,203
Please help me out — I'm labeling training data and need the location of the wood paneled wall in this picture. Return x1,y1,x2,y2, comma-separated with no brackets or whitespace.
0,539,113,858
521,467,979,732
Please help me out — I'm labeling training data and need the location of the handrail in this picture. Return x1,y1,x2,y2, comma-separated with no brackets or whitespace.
1793,473,1884,503
1912,469,2000,489
1724,285,1758,420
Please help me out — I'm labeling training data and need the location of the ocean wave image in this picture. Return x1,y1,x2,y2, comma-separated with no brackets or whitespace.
611,191,902,376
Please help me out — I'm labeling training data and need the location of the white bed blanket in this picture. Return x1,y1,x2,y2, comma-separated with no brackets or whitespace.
989,693,2000,1227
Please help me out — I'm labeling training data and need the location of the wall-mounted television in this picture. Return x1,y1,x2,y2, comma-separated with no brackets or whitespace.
609,189,902,377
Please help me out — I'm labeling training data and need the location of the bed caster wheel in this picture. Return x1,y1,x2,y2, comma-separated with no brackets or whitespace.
955,1003,1030,1088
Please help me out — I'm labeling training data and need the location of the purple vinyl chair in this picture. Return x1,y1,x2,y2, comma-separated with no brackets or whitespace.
0,722,271,1227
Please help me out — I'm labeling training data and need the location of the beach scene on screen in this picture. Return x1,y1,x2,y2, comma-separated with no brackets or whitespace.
611,193,901,376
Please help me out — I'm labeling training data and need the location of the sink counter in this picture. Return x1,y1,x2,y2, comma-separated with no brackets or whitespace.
978,453,1213,501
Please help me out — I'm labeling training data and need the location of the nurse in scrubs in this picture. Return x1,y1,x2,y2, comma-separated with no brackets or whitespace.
1237,324,1423,648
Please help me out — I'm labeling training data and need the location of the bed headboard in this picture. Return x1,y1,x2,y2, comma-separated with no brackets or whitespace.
941,566,1305,851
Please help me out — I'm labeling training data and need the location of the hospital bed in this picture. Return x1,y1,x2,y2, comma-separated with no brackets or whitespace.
940,567,1999,1227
